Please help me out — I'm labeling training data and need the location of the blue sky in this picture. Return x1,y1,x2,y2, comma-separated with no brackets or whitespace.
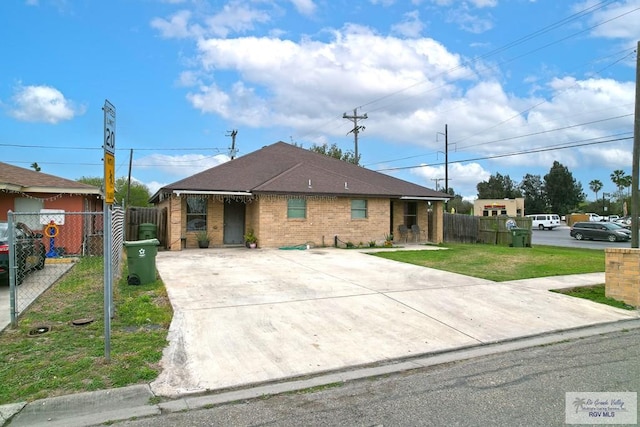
1,0,638,202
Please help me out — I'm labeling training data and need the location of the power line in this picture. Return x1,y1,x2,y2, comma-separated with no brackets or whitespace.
376,135,633,172
363,114,633,167
291,2,636,152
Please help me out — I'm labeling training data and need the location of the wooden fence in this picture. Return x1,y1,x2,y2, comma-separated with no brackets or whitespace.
125,206,168,248
444,213,532,245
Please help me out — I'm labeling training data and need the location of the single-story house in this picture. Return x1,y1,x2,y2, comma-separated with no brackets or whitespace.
473,198,525,217
150,141,452,250
0,162,103,255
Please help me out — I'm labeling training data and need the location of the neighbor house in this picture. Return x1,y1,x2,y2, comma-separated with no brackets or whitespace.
473,198,525,217
150,142,451,250
0,162,103,255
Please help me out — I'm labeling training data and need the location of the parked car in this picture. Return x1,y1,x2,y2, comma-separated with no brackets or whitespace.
608,215,620,222
569,221,631,242
614,216,632,228
0,222,47,286
585,213,603,222
526,213,561,230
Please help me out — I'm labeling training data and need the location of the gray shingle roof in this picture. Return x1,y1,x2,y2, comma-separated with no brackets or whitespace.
152,141,450,201
0,162,100,194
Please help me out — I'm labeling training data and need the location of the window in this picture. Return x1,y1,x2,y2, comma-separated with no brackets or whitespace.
403,201,417,226
186,196,207,231
351,199,368,219
287,198,306,219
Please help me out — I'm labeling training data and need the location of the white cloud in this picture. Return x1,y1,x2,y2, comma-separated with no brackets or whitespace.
8,84,83,124
289,0,317,16
188,26,471,130
428,0,496,7
204,4,272,38
391,10,424,38
579,0,640,42
135,153,230,180
411,162,490,197
151,10,201,39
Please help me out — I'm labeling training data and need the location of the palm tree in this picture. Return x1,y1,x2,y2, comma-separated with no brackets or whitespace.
610,169,629,200
589,179,603,203
621,175,632,197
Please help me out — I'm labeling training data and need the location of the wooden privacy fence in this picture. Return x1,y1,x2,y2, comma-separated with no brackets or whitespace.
444,213,532,245
125,206,167,248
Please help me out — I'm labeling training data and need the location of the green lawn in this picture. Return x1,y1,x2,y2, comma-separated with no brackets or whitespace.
0,257,172,404
372,243,605,282
0,243,632,405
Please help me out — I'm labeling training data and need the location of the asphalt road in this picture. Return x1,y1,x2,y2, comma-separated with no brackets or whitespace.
532,225,634,249
115,327,640,427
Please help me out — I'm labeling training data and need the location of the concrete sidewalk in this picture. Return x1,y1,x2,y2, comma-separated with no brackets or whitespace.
3,246,639,426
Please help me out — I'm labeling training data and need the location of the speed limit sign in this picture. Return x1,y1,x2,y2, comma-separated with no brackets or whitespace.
103,100,115,155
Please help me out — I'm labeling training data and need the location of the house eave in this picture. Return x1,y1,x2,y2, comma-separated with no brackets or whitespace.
173,190,254,197
0,184,101,195
400,196,451,201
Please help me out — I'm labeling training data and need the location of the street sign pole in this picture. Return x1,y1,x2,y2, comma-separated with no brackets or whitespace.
103,99,116,361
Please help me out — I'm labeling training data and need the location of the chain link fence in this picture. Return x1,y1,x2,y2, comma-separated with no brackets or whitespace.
3,207,124,328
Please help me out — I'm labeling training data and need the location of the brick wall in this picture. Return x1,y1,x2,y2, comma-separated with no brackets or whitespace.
162,194,445,250
605,248,640,308
255,196,392,248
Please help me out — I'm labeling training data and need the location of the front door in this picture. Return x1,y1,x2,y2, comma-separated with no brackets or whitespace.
223,200,245,244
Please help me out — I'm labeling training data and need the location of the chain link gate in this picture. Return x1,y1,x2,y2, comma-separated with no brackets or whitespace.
3,207,124,329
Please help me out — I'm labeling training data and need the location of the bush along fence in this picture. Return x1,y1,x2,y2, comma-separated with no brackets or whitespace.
444,213,532,245
4,208,124,328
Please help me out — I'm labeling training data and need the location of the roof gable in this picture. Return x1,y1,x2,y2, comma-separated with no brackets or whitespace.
0,162,100,194
155,142,450,200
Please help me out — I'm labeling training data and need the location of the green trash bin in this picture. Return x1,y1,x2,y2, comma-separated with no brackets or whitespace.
138,223,157,240
124,238,159,285
511,228,531,248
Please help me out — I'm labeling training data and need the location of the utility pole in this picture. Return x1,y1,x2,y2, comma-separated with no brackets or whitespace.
126,149,133,207
444,124,449,195
431,178,444,191
436,124,450,195
227,129,238,159
632,41,640,248
343,108,367,165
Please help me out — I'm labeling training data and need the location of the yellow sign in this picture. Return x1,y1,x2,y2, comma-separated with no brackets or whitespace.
104,152,115,204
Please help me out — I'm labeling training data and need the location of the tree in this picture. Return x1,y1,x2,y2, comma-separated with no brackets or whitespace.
519,174,547,213
588,179,603,203
445,187,473,214
77,176,152,207
308,143,360,164
543,161,584,216
610,169,631,201
476,173,522,199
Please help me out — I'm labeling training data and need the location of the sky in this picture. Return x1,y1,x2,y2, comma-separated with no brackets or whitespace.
1,0,638,203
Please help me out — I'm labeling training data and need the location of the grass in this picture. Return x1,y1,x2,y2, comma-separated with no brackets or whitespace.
553,285,636,310
0,243,634,405
0,257,172,404
372,243,606,282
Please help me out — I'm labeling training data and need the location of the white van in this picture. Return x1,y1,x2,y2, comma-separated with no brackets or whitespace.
527,214,561,230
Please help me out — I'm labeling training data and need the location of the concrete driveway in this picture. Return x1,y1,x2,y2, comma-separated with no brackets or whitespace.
151,246,638,397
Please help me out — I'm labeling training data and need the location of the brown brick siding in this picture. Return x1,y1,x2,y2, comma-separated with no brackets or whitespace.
163,194,445,250
255,196,391,248
605,248,640,308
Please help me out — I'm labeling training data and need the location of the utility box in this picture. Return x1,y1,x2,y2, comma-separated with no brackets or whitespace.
124,239,159,285
138,223,157,240
511,228,531,248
